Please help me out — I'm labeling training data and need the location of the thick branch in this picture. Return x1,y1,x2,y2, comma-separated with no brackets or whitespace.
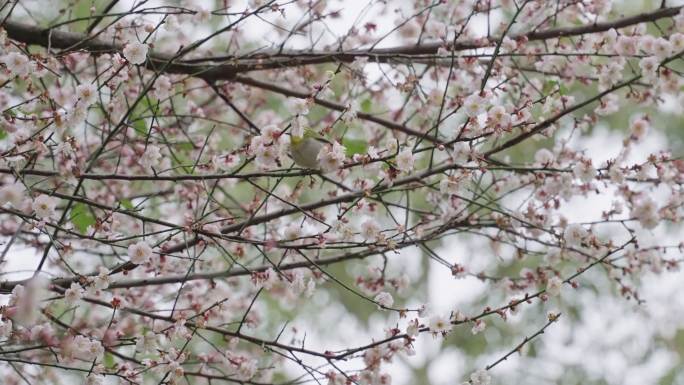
4,6,681,79
156,6,684,66
3,20,240,81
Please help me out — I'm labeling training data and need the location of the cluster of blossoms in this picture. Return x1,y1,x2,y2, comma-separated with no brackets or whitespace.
1,1,684,385
248,125,289,169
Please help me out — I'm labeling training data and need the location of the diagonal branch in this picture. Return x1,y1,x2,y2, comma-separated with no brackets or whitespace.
235,75,439,143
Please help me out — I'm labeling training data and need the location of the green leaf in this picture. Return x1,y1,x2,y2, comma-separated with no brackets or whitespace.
103,352,115,368
132,118,148,135
540,79,569,96
73,0,91,31
361,98,372,113
176,142,195,151
120,199,134,210
542,80,558,95
70,202,95,234
129,97,158,136
0,129,6,140
342,138,368,156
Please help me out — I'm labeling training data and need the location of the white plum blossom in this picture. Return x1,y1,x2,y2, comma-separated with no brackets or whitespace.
0,183,25,207
128,241,153,264
652,37,673,59
596,93,620,116
2,52,30,77
487,105,510,129
615,35,637,56
406,319,419,337
428,314,452,334
288,270,308,295
469,369,491,385
0,319,11,338
572,160,596,183
153,75,173,100
252,267,278,290
599,60,625,89
671,33,684,52
123,42,149,65
546,276,563,296
640,35,655,53
471,319,486,334
213,153,241,171
290,98,311,115
317,141,346,172
630,117,650,141
167,360,185,378
501,36,517,52
331,220,354,241
163,14,180,31
237,358,258,380
192,6,211,23
374,292,394,308
262,124,281,142
71,335,104,361
360,219,381,242
631,196,659,229
545,248,562,265
64,282,84,304
463,93,487,117
326,372,346,385
341,101,359,123
608,165,626,184
283,223,301,240
395,148,415,172
85,374,104,385
140,145,162,170
76,83,98,106
450,142,470,163
32,194,57,219
639,56,660,81
249,0,267,9
636,163,656,180
50,108,70,136
136,331,159,353
564,224,588,248
93,266,110,290
425,20,447,39
440,175,464,195
254,143,279,169
366,145,380,159
534,148,554,166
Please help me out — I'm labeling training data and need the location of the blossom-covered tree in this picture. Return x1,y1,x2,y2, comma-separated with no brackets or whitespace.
1,1,684,384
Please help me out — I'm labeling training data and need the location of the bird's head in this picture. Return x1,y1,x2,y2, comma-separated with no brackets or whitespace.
291,128,324,146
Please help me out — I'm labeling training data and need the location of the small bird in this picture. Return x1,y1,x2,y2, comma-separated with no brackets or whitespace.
290,128,329,169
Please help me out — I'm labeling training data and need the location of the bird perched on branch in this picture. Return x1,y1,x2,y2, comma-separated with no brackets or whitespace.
290,128,330,169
